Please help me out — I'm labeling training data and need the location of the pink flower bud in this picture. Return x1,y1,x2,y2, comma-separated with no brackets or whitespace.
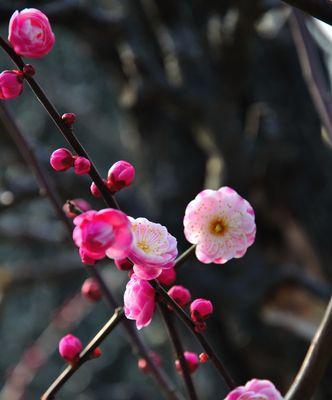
0,70,24,100
175,351,199,374
107,160,135,192
62,198,91,218
62,113,76,125
115,258,133,271
90,182,101,198
157,266,176,286
190,298,213,322
58,334,82,363
8,8,55,58
74,157,91,175
124,274,156,330
50,148,74,171
81,278,101,302
168,285,191,308
199,353,209,363
138,352,161,374
23,64,35,76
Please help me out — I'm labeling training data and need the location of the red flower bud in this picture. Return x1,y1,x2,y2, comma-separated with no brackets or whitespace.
168,285,191,308
138,352,161,374
23,64,35,76
62,113,76,125
0,70,24,100
50,148,74,171
81,278,101,302
199,353,209,363
107,160,135,192
175,352,199,374
190,298,213,322
59,334,82,363
74,156,91,175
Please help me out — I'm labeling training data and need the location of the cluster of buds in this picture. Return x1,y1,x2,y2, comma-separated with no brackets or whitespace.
0,9,55,100
90,160,135,197
50,147,91,175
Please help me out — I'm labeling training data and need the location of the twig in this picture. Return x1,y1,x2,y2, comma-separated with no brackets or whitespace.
41,307,125,400
152,281,236,390
174,245,196,270
290,9,332,141
285,296,332,400
159,303,198,400
283,0,332,25
0,35,119,210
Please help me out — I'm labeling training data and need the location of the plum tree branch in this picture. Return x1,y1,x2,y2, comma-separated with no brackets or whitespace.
283,0,332,25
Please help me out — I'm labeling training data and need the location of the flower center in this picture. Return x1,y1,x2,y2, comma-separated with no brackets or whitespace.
137,241,151,253
210,219,227,236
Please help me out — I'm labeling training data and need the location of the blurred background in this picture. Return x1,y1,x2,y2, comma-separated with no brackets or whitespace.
0,0,331,399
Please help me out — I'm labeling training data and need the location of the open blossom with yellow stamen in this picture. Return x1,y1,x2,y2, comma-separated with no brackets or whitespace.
183,187,256,264
129,217,178,280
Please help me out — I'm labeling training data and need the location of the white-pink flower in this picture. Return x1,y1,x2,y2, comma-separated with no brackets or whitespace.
129,217,178,280
184,187,256,264
124,274,156,330
224,379,283,400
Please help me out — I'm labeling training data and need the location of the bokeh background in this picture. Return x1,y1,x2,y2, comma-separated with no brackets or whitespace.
0,0,331,399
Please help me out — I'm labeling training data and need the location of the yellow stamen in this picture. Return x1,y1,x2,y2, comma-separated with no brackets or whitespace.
210,219,227,236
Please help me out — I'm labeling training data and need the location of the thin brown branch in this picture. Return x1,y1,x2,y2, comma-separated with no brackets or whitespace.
283,0,332,25
159,303,198,400
290,9,332,141
285,296,332,400
41,307,125,400
174,245,196,270
152,281,236,390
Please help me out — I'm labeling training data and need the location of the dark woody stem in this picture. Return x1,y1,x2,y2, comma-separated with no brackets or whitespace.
152,281,236,390
0,35,119,210
282,0,332,26
41,308,125,400
159,303,199,400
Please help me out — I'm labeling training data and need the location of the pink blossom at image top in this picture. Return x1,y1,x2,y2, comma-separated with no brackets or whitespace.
184,187,256,264
107,160,135,192
0,70,24,100
73,209,133,264
175,351,199,374
224,379,283,400
8,8,55,58
58,334,82,362
123,274,156,330
128,217,178,280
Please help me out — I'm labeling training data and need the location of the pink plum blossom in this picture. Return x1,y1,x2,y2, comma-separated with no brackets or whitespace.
0,70,24,100
8,8,55,58
224,379,283,400
124,274,156,330
59,334,82,362
73,209,133,264
129,217,178,280
184,187,256,264
108,160,135,192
